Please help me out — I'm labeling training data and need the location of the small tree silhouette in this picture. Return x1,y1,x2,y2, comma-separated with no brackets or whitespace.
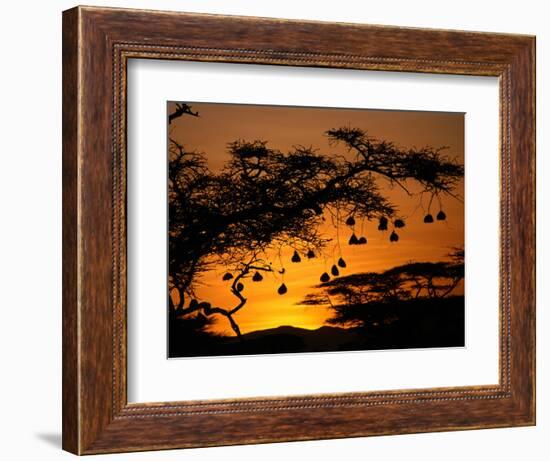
299,249,464,329
168,106,464,338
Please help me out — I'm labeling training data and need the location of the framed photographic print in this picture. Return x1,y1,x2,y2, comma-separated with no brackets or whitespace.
62,6,535,455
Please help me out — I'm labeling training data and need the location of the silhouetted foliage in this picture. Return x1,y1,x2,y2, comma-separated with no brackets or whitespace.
299,249,464,329
168,104,464,339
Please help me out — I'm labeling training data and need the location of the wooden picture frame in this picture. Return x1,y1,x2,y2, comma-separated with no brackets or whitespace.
62,5,535,455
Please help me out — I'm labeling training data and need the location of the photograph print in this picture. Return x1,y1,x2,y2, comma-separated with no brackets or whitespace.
168,101,465,358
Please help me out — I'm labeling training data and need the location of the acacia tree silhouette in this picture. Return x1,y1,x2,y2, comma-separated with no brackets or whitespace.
299,248,464,328
168,105,464,340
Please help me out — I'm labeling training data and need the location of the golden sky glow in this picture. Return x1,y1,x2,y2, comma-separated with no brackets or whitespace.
169,102,464,335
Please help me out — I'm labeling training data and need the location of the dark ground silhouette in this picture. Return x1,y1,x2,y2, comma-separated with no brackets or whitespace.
169,296,464,357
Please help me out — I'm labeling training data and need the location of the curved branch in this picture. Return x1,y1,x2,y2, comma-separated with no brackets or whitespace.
169,103,199,124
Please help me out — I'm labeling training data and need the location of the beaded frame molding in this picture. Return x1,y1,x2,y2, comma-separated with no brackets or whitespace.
62,6,535,455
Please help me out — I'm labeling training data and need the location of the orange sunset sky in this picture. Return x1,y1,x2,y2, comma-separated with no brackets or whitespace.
168,102,464,335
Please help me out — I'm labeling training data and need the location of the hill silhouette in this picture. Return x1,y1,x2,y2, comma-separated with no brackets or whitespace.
169,296,464,358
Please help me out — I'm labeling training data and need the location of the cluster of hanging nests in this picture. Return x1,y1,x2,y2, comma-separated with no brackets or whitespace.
220,209,447,296
377,212,446,242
